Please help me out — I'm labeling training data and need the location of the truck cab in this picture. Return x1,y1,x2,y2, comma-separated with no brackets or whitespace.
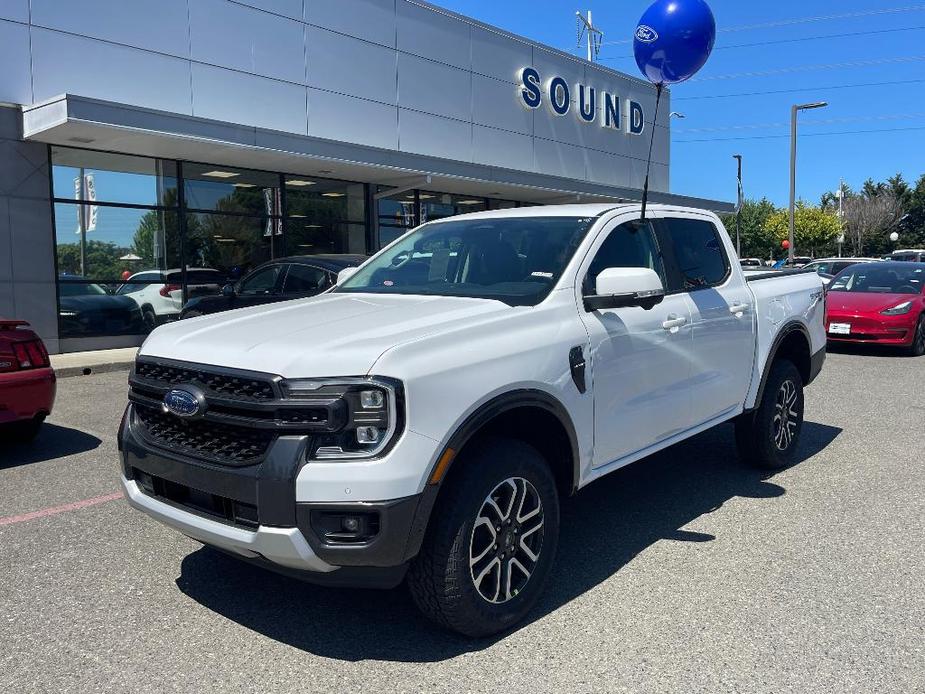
120,203,826,636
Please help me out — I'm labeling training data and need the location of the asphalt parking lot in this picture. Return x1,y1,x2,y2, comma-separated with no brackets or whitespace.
1,348,923,693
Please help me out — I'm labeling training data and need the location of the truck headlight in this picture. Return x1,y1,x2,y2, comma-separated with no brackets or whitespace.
881,301,913,316
281,377,402,460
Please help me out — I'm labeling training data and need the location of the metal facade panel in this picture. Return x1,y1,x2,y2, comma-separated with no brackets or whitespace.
0,20,31,105
471,74,533,137
237,0,304,21
191,63,308,134
472,125,533,172
307,26,398,105
470,25,532,84
397,1,470,70
398,53,471,122
190,0,305,84
399,109,471,162
308,88,399,150
306,0,396,48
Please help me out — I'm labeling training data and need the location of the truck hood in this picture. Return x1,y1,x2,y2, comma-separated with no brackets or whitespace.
140,292,512,377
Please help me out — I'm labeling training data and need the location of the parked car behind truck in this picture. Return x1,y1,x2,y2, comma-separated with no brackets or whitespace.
0,319,55,442
120,204,826,636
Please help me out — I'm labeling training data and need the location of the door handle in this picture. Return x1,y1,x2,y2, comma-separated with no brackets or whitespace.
662,315,687,331
729,303,750,316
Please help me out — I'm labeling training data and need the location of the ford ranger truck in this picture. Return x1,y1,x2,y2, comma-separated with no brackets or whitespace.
120,204,826,637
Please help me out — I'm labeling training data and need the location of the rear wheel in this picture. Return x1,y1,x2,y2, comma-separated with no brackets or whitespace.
407,437,559,637
735,359,804,470
142,307,157,332
908,314,925,357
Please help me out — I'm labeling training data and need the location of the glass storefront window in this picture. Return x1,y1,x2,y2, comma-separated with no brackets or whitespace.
377,188,417,248
183,163,282,217
52,146,178,207
286,220,367,255
185,213,274,281
420,192,487,223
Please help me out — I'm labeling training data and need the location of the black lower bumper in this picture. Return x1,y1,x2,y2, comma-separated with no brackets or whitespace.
120,406,433,577
808,345,826,385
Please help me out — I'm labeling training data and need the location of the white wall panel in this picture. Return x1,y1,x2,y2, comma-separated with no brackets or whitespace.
399,109,471,162
470,26,532,84
306,0,396,48
236,0,304,21
471,74,532,137
32,29,193,115
0,20,31,105
534,138,586,181
192,63,307,134
308,88,398,150
190,0,305,84
31,0,189,58
307,27,397,105
398,54,470,122
397,1,469,70
472,125,533,172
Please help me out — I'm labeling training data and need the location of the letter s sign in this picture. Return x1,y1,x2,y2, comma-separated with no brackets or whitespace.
519,67,542,110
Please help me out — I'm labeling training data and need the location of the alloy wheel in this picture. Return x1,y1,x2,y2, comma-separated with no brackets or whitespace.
469,477,545,604
772,379,799,451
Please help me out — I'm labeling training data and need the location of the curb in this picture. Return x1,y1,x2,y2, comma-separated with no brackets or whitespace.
54,361,135,379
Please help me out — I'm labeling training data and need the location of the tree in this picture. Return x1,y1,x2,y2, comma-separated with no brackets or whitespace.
56,240,131,278
841,191,903,257
765,202,841,258
899,173,925,249
719,197,780,259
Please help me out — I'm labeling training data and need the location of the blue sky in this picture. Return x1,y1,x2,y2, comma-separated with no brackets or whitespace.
439,0,925,207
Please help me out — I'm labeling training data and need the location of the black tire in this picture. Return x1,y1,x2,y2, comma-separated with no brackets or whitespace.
142,307,158,332
2,416,44,443
908,314,925,357
735,359,804,470
407,437,560,637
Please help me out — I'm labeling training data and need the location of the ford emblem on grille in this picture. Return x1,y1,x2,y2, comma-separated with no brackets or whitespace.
163,388,205,418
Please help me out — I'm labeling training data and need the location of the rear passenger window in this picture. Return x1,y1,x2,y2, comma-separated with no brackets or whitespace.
584,221,663,294
660,218,729,291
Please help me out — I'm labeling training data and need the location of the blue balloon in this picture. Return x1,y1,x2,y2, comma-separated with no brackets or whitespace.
633,0,716,85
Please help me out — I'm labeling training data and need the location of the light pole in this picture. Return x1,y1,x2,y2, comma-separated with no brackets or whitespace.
733,154,743,257
789,101,828,261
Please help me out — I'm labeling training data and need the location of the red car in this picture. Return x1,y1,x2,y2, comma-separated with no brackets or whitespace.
0,319,56,441
825,262,925,356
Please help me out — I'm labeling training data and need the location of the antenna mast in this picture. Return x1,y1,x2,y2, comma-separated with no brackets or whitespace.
576,10,603,62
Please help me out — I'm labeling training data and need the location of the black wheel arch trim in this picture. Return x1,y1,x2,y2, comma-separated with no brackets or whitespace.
752,320,816,411
433,389,581,494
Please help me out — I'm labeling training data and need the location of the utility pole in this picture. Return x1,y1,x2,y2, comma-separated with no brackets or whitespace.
733,154,743,258
836,179,844,258
576,10,603,62
789,101,827,261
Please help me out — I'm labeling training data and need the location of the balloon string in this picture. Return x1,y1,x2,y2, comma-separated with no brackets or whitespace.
640,82,663,221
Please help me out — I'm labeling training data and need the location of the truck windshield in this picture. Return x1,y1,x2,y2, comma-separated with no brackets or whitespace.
829,264,925,294
336,216,596,306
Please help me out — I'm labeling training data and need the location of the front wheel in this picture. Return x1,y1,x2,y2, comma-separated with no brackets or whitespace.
407,437,559,637
735,359,805,470
908,314,925,357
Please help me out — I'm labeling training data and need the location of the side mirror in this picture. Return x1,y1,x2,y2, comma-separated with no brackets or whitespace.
583,267,665,311
337,267,359,285
222,283,236,298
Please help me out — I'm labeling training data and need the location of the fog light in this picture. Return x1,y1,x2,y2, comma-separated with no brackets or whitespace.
342,517,360,532
356,426,380,444
360,389,384,408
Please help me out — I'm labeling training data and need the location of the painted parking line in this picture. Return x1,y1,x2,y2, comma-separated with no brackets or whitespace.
0,492,123,527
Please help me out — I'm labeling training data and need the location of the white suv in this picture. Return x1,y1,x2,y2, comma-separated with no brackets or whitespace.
117,269,224,330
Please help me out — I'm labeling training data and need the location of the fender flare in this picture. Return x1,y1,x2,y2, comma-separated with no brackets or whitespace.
434,388,581,493
751,320,812,410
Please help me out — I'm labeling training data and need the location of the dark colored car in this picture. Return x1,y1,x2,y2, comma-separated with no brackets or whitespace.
825,261,925,355
0,318,56,441
179,255,366,319
58,277,145,335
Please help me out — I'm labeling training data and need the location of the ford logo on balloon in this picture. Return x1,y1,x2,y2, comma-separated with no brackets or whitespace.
634,25,658,43
633,0,716,85
163,388,203,418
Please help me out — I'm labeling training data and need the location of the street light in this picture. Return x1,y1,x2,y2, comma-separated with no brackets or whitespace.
788,101,828,261
733,154,743,257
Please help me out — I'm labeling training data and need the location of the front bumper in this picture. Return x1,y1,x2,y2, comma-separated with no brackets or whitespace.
120,406,435,586
122,475,335,572
826,314,915,346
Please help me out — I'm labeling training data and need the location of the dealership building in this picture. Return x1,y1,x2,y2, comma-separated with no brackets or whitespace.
0,0,730,353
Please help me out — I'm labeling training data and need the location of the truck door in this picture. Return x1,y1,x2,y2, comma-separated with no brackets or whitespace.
654,214,755,426
577,218,693,469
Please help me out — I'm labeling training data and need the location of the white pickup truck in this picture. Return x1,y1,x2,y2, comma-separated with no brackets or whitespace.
120,203,826,636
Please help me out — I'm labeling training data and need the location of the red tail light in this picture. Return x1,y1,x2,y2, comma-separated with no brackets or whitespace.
9,340,49,370
159,283,182,297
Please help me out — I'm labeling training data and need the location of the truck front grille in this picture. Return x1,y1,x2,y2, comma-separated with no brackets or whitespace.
133,403,275,466
135,361,276,402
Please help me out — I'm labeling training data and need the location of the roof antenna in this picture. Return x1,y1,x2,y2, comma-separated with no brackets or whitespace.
639,82,663,221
